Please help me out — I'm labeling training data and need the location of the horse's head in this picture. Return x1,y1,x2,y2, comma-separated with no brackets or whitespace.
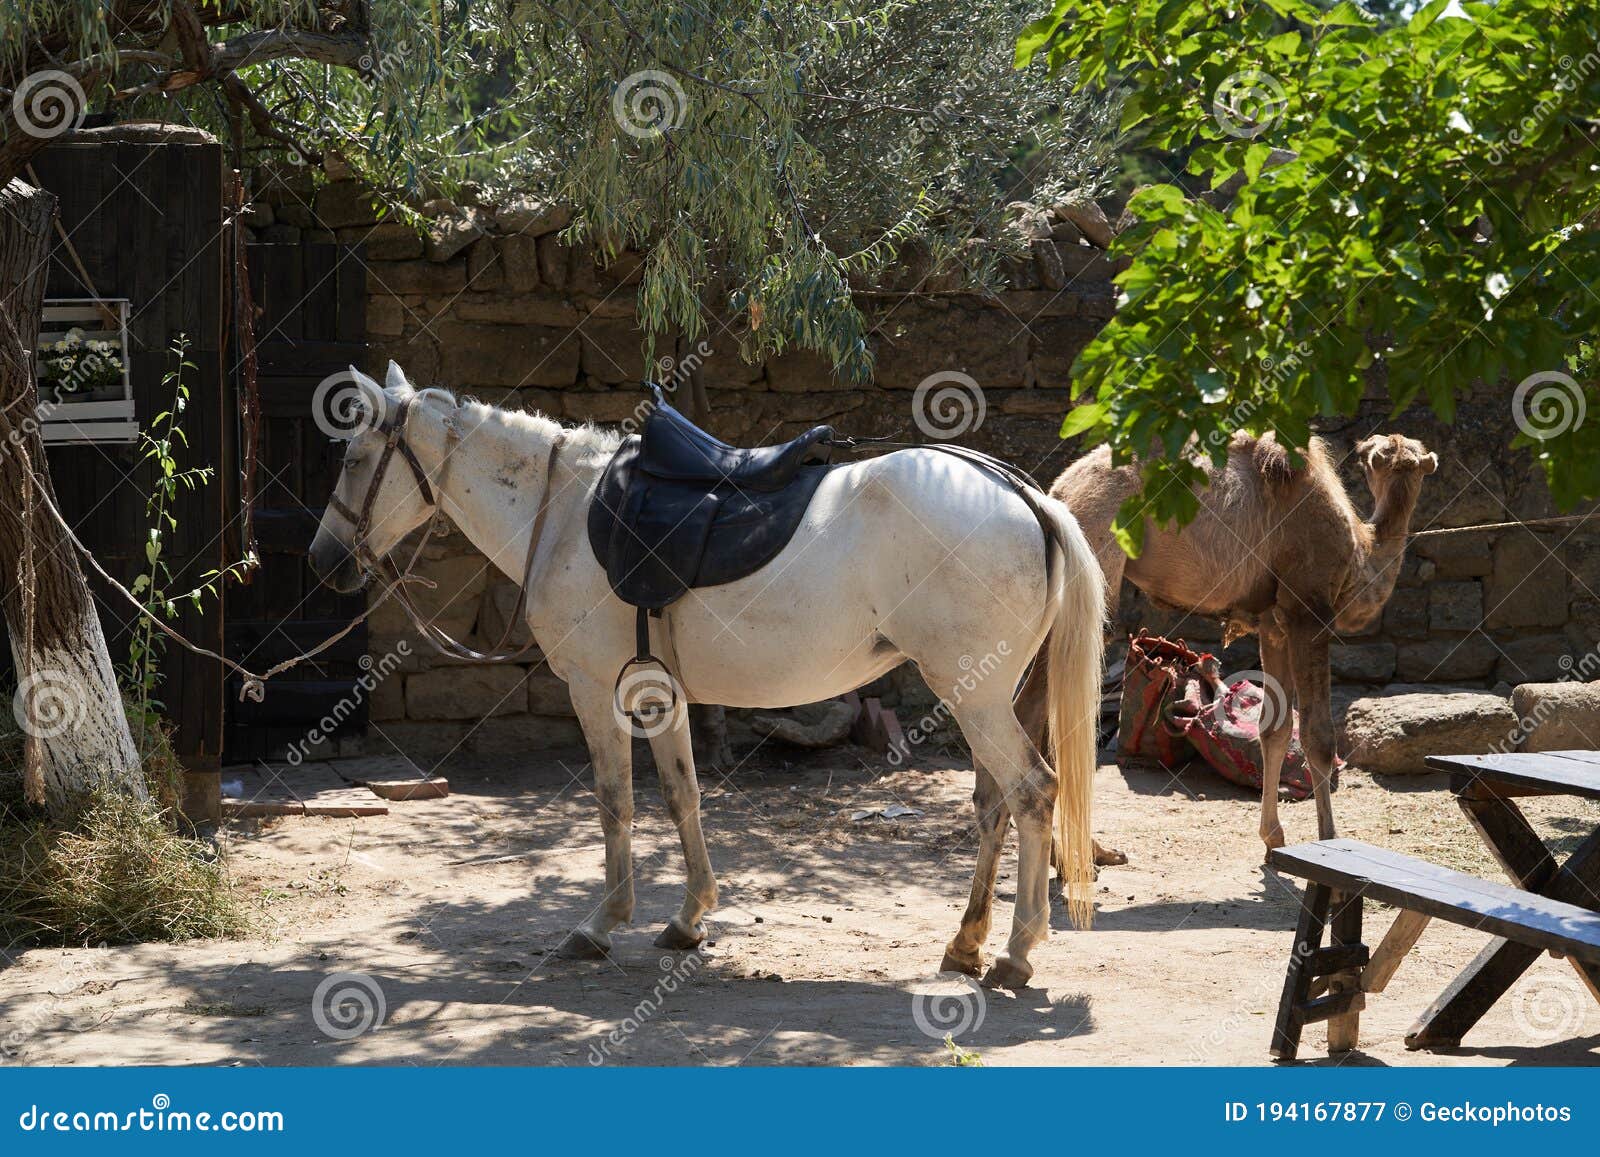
308,362,440,592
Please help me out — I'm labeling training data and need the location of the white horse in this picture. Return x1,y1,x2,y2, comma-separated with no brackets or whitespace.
308,363,1105,987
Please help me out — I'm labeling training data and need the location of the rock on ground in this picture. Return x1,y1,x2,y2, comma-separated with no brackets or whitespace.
1341,691,1518,774
1512,681,1600,751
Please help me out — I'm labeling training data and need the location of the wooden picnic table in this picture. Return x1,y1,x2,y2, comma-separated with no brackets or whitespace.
1407,750,1600,1049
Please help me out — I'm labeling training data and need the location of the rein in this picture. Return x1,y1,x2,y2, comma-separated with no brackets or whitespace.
39,396,569,702
380,432,568,664
327,394,568,664
42,378,1595,710
845,438,1599,544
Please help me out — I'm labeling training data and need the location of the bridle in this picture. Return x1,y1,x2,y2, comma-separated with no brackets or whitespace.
325,392,567,664
326,393,437,569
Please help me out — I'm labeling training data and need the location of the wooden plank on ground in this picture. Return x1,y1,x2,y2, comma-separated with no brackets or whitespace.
221,762,388,818
326,756,450,801
362,778,450,801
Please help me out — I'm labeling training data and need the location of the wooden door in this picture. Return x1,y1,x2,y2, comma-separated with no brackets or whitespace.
16,134,229,776
224,243,368,762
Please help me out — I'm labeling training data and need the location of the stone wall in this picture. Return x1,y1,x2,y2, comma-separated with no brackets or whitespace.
247,171,1599,757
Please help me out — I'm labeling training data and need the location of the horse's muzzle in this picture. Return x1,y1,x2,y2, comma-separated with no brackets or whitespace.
307,539,367,594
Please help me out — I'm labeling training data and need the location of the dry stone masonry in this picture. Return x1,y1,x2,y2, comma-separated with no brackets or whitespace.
245,171,1600,762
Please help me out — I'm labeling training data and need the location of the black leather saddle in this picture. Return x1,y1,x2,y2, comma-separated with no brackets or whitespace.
588,394,837,613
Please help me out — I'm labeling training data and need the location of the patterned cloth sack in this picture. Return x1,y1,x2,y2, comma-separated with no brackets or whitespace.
1117,630,1321,799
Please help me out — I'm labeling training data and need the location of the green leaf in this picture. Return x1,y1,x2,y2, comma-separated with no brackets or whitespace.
1015,6,1069,69
1243,142,1274,183
1111,498,1147,558
1321,1,1374,26
1061,402,1108,438
1264,30,1302,57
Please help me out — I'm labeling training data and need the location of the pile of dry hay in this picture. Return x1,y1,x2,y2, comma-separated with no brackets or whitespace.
0,710,245,949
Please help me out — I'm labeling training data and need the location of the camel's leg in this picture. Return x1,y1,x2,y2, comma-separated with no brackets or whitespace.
1286,618,1339,841
943,762,1011,977
647,713,717,949
1256,625,1296,851
558,678,636,959
946,699,1057,989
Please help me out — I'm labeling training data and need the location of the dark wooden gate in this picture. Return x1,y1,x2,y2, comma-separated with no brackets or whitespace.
223,243,369,762
16,130,232,792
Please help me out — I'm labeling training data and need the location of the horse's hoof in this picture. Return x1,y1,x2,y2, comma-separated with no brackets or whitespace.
940,948,983,978
1094,842,1129,867
557,929,611,960
980,956,1032,990
654,919,705,951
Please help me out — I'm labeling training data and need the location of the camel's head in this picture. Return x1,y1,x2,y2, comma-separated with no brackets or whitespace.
1354,433,1436,498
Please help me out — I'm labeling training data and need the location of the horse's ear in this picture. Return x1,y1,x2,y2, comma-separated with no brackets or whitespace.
385,360,410,394
349,366,385,429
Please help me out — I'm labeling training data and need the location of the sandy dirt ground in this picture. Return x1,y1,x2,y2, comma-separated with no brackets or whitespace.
2,743,1598,1067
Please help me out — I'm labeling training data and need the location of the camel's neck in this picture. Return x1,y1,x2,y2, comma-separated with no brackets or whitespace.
416,406,592,585
1338,473,1423,630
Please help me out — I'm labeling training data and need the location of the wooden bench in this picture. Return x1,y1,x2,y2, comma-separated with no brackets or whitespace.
1266,837,1600,1060
1413,750,1600,1048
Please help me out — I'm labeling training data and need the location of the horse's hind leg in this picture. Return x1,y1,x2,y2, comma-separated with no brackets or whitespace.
947,697,1057,989
558,676,636,959
942,763,1010,977
1016,646,1124,873
647,714,717,949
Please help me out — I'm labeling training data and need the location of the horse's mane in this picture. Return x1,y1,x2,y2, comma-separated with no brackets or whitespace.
411,386,626,461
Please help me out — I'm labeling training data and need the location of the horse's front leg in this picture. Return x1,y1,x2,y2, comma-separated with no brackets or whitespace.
558,676,636,959
647,711,717,949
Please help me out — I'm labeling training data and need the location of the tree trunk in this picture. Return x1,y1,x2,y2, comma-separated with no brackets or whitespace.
0,178,143,815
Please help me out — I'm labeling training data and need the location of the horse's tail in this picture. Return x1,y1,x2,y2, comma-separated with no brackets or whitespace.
1036,494,1106,929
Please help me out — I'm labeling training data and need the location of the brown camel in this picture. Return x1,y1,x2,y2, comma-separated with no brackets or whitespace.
1019,431,1435,856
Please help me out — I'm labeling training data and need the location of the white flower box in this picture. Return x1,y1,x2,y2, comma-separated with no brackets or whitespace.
36,298,137,444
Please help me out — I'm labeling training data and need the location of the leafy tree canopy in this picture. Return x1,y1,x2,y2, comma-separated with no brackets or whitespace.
1019,0,1600,553
2,1,1119,375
